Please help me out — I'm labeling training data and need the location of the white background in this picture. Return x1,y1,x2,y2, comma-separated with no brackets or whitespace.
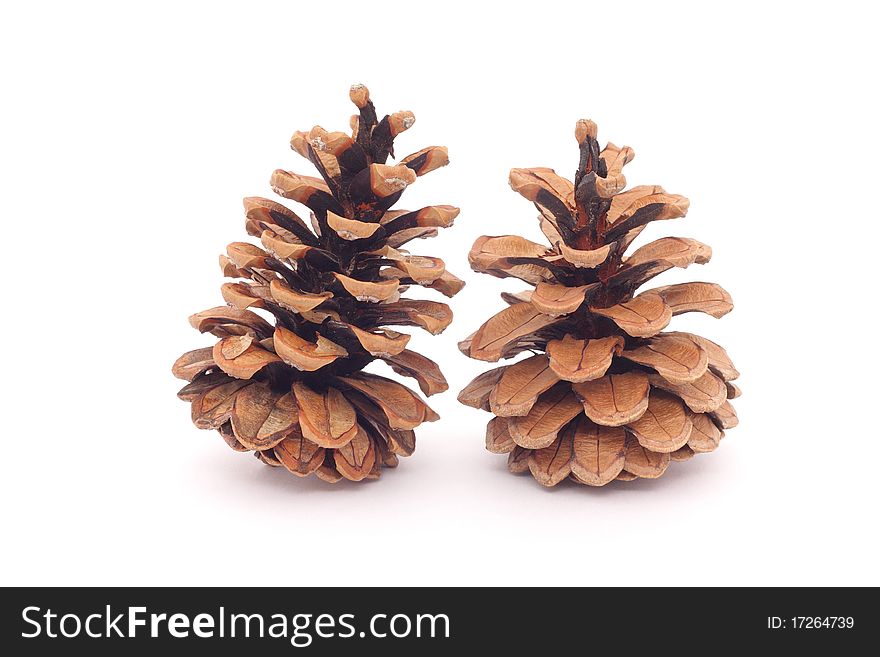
2,1,878,587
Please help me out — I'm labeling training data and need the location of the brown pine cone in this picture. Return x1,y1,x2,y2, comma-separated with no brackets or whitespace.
173,84,463,482
459,119,738,486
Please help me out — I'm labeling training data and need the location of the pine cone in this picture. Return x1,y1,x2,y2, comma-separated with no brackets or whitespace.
173,84,463,482
459,119,739,486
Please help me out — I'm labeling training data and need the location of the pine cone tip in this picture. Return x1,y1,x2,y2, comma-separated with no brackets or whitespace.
575,119,598,143
349,83,370,108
